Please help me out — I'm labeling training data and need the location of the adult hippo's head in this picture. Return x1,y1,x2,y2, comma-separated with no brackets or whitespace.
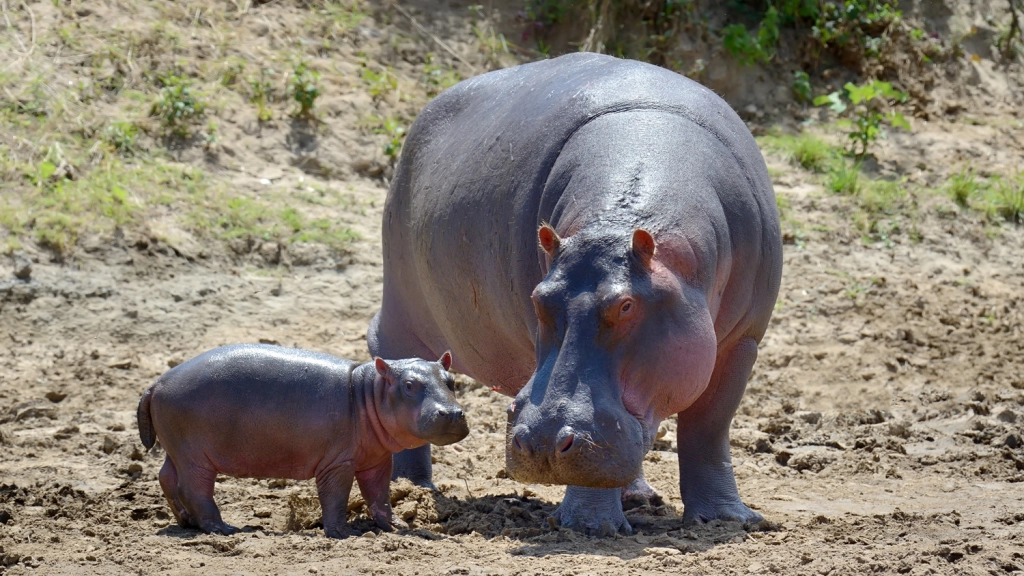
505,223,718,488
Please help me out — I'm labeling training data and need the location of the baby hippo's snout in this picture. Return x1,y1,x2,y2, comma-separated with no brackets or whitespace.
422,401,469,446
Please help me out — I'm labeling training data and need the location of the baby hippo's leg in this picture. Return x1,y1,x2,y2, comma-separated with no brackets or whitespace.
177,465,238,535
316,462,356,539
357,459,407,532
158,457,192,528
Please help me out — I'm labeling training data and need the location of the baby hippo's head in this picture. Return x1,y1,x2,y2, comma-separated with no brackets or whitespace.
376,352,469,446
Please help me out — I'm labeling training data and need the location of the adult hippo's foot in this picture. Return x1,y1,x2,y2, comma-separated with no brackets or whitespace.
677,338,763,526
552,486,632,536
676,459,764,525
620,470,664,510
391,445,436,489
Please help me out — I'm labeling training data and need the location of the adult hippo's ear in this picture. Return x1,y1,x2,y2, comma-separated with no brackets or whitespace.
538,223,561,258
438,351,453,371
631,229,656,269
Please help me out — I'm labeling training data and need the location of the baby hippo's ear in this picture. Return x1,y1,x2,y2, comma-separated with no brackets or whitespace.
438,351,453,371
374,357,390,378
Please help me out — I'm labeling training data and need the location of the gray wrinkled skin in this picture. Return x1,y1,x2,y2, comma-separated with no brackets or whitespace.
137,344,467,538
369,53,782,534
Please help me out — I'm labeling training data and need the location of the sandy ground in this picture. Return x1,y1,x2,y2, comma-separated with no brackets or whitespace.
2,124,1024,573
2,1,1024,575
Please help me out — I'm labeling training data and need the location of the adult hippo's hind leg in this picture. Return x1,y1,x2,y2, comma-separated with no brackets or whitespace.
621,468,664,510
676,336,763,525
552,486,632,536
367,309,438,489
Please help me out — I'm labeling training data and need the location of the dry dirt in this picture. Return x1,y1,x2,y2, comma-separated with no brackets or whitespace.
2,1,1024,575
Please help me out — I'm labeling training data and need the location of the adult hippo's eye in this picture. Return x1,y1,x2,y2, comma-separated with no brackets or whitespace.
619,298,636,320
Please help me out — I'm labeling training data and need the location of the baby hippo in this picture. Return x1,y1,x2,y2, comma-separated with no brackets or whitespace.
136,343,469,538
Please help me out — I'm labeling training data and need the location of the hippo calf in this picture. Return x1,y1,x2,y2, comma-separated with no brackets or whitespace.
369,53,782,534
136,344,468,538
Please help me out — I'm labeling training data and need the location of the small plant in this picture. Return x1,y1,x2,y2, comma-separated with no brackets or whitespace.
422,53,461,97
103,122,139,156
723,8,780,66
250,69,276,122
524,0,570,27
151,75,205,136
361,66,397,99
992,173,1024,223
945,167,982,207
996,0,1022,59
320,0,366,34
814,80,910,157
792,70,812,103
290,62,321,119
826,160,861,195
221,58,246,87
377,117,406,159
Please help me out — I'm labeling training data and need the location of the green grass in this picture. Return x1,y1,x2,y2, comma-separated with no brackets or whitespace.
0,157,199,254
757,131,838,173
987,173,1024,224
825,160,861,195
859,178,906,214
944,167,984,208
185,184,360,250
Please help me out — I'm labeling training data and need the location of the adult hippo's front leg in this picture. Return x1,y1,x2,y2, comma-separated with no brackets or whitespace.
391,445,435,489
676,337,763,524
552,486,631,536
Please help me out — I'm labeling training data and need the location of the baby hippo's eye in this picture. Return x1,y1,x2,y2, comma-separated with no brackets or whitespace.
403,379,425,395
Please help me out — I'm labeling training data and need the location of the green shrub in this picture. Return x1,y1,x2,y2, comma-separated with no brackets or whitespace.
151,75,205,136
814,80,910,157
103,122,139,156
792,70,812,103
290,62,321,119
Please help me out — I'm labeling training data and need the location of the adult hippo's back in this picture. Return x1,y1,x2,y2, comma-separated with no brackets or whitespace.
368,52,782,534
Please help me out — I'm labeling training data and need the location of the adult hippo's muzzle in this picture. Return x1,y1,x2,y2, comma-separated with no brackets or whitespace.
504,374,647,488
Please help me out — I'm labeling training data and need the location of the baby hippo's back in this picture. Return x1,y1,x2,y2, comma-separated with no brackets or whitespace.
148,344,359,480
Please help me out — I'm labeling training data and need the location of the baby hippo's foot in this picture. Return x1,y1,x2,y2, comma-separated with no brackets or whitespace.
552,486,632,537
172,508,195,529
621,475,664,510
199,519,239,536
324,523,357,539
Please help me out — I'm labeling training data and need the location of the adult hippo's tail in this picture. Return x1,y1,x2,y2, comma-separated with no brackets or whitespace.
137,384,157,450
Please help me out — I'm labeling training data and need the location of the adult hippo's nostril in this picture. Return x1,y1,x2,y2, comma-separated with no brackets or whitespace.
555,427,577,456
444,408,464,422
512,430,533,456
557,433,574,454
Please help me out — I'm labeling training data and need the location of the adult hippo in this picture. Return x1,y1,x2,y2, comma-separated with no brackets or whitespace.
368,52,782,534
